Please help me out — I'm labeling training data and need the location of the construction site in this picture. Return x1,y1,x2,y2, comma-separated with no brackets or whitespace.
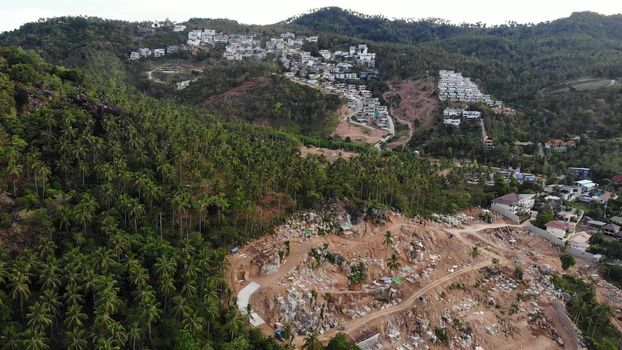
227,204,613,349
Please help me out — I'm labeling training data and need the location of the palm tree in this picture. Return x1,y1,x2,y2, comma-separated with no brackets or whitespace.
384,231,394,246
94,337,120,350
23,328,49,350
64,328,88,350
127,323,142,350
182,310,206,336
38,263,60,291
38,289,61,331
282,323,295,347
128,199,145,232
153,255,177,279
63,283,84,306
302,331,322,350
387,253,401,274
7,160,23,196
73,194,98,234
140,301,161,341
9,273,31,322
172,295,191,321
203,294,220,333
108,321,128,348
26,302,53,333
158,275,176,309
0,325,20,350
64,303,88,329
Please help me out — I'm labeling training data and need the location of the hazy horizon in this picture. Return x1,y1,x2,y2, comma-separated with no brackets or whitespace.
1,0,621,33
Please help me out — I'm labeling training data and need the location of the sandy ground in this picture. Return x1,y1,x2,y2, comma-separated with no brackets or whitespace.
299,146,358,163
384,79,439,149
332,105,388,145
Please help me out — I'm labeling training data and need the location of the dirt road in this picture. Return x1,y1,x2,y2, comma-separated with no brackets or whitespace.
314,260,492,342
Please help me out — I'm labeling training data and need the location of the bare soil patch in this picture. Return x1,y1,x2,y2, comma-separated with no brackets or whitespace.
332,105,388,145
203,77,272,108
384,78,439,148
299,146,358,163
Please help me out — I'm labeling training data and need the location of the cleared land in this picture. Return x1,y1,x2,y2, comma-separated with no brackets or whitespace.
543,77,618,94
226,205,611,349
299,146,358,163
384,78,439,149
333,105,388,145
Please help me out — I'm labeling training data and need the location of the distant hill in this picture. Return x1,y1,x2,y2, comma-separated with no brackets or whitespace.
2,9,622,147
291,8,622,98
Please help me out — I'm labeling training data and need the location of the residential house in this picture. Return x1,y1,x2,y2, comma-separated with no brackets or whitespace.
482,136,495,149
129,52,140,60
575,179,598,195
443,107,462,118
544,139,576,152
491,193,535,216
306,36,319,42
612,175,622,186
153,49,166,58
603,223,621,237
546,220,575,240
138,48,152,58
462,110,481,120
587,220,606,230
167,45,180,54
557,208,581,223
568,167,591,179
443,118,461,127
513,172,537,182
567,231,591,252
173,24,187,32
558,185,580,201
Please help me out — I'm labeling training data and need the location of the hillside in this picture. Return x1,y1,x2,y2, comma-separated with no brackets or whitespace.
0,17,342,135
0,47,477,349
291,8,622,103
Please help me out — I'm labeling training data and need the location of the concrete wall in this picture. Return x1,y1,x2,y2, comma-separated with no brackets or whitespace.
491,203,520,224
527,223,596,261
356,334,380,350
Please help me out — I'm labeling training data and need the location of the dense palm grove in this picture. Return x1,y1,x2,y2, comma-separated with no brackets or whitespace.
0,47,470,349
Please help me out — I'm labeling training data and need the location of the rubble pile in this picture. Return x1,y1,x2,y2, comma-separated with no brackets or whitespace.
277,205,345,240
275,286,342,335
431,213,472,227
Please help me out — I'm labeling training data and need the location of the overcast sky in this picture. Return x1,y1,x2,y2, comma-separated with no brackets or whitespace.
1,0,620,33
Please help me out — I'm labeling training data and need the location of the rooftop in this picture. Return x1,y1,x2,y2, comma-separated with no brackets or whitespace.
568,231,591,245
492,193,519,205
546,220,574,230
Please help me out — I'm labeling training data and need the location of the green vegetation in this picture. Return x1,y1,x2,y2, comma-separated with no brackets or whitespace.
589,232,622,288
205,76,342,135
0,47,475,348
551,274,622,349
560,253,576,270
4,11,622,175
325,333,360,350
348,262,367,285
533,210,554,229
